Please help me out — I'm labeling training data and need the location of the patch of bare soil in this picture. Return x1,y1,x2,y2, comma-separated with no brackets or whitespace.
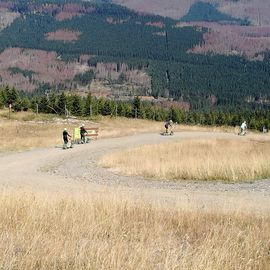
55,3,95,21
112,0,196,19
0,9,20,31
113,0,270,25
176,22,270,60
0,48,88,91
46,29,81,42
145,21,165,28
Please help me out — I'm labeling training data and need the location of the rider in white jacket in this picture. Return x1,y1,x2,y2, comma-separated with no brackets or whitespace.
240,121,247,134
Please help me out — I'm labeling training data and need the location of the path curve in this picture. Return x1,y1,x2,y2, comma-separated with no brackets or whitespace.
1,132,270,214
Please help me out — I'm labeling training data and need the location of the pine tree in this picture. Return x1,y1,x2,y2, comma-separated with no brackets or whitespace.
102,100,115,116
21,97,31,111
38,96,49,113
7,87,19,105
69,94,82,116
83,93,93,116
0,89,5,108
57,92,67,115
133,96,141,118
170,107,184,123
48,93,58,114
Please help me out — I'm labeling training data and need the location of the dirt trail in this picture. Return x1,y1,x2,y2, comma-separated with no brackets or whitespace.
0,132,270,214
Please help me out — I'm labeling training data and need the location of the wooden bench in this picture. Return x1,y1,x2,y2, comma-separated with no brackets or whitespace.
85,127,99,140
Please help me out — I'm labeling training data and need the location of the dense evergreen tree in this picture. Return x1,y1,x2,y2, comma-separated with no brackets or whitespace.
57,92,67,115
20,96,31,111
0,88,6,108
2,84,270,132
48,93,58,114
74,70,94,86
83,93,93,117
133,96,141,118
68,94,83,116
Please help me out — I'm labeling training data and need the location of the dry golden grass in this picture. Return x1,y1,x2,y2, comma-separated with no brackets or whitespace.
0,109,260,153
0,110,163,152
180,124,237,133
0,109,235,152
98,116,164,138
101,138,270,182
0,189,269,270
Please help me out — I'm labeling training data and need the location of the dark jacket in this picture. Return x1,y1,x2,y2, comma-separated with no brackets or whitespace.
63,130,70,142
80,126,87,135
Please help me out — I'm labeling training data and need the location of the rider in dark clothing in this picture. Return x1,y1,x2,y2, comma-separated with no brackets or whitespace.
80,124,88,143
164,120,173,134
63,128,71,149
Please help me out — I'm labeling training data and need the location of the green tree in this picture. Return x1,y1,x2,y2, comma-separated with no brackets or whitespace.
0,89,6,108
57,92,67,115
21,96,31,111
83,93,93,116
7,87,19,105
38,96,49,113
170,107,184,123
69,95,83,116
102,100,115,116
48,93,58,114
133,96,142,118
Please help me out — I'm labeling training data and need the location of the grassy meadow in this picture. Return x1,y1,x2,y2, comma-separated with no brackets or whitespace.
1,109,269,270
0,109,237,152
0,110,163,151
101,138,270,182
0,190,269,270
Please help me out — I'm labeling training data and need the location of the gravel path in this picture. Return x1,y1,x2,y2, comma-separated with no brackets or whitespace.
1,131,270,214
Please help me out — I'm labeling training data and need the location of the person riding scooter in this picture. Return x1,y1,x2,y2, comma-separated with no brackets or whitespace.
239,121,247,136
164,120,173,135
63,128,72,149
80,124,88,144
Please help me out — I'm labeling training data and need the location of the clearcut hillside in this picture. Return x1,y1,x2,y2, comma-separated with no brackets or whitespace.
0,0,270,110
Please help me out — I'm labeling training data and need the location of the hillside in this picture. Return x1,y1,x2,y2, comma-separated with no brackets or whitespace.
0,0,270,110
113,0,270,25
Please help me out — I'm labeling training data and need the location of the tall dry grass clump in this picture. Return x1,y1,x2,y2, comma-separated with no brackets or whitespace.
0,190,269,270
101,138,270,182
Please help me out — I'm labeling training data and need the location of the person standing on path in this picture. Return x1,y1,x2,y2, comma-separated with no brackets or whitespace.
80,124,88,144
63,128,72,149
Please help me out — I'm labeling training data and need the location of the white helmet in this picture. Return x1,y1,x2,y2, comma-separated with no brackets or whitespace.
64,128,67,131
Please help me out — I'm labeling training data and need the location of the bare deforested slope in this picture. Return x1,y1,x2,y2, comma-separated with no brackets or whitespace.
0,48,151,94
179,22,270,60
113,0,270,25
0,9,20,31
217,0,270,26
113,0,197,19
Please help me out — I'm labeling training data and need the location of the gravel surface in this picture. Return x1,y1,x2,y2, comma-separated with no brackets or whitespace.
1,131,269,214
